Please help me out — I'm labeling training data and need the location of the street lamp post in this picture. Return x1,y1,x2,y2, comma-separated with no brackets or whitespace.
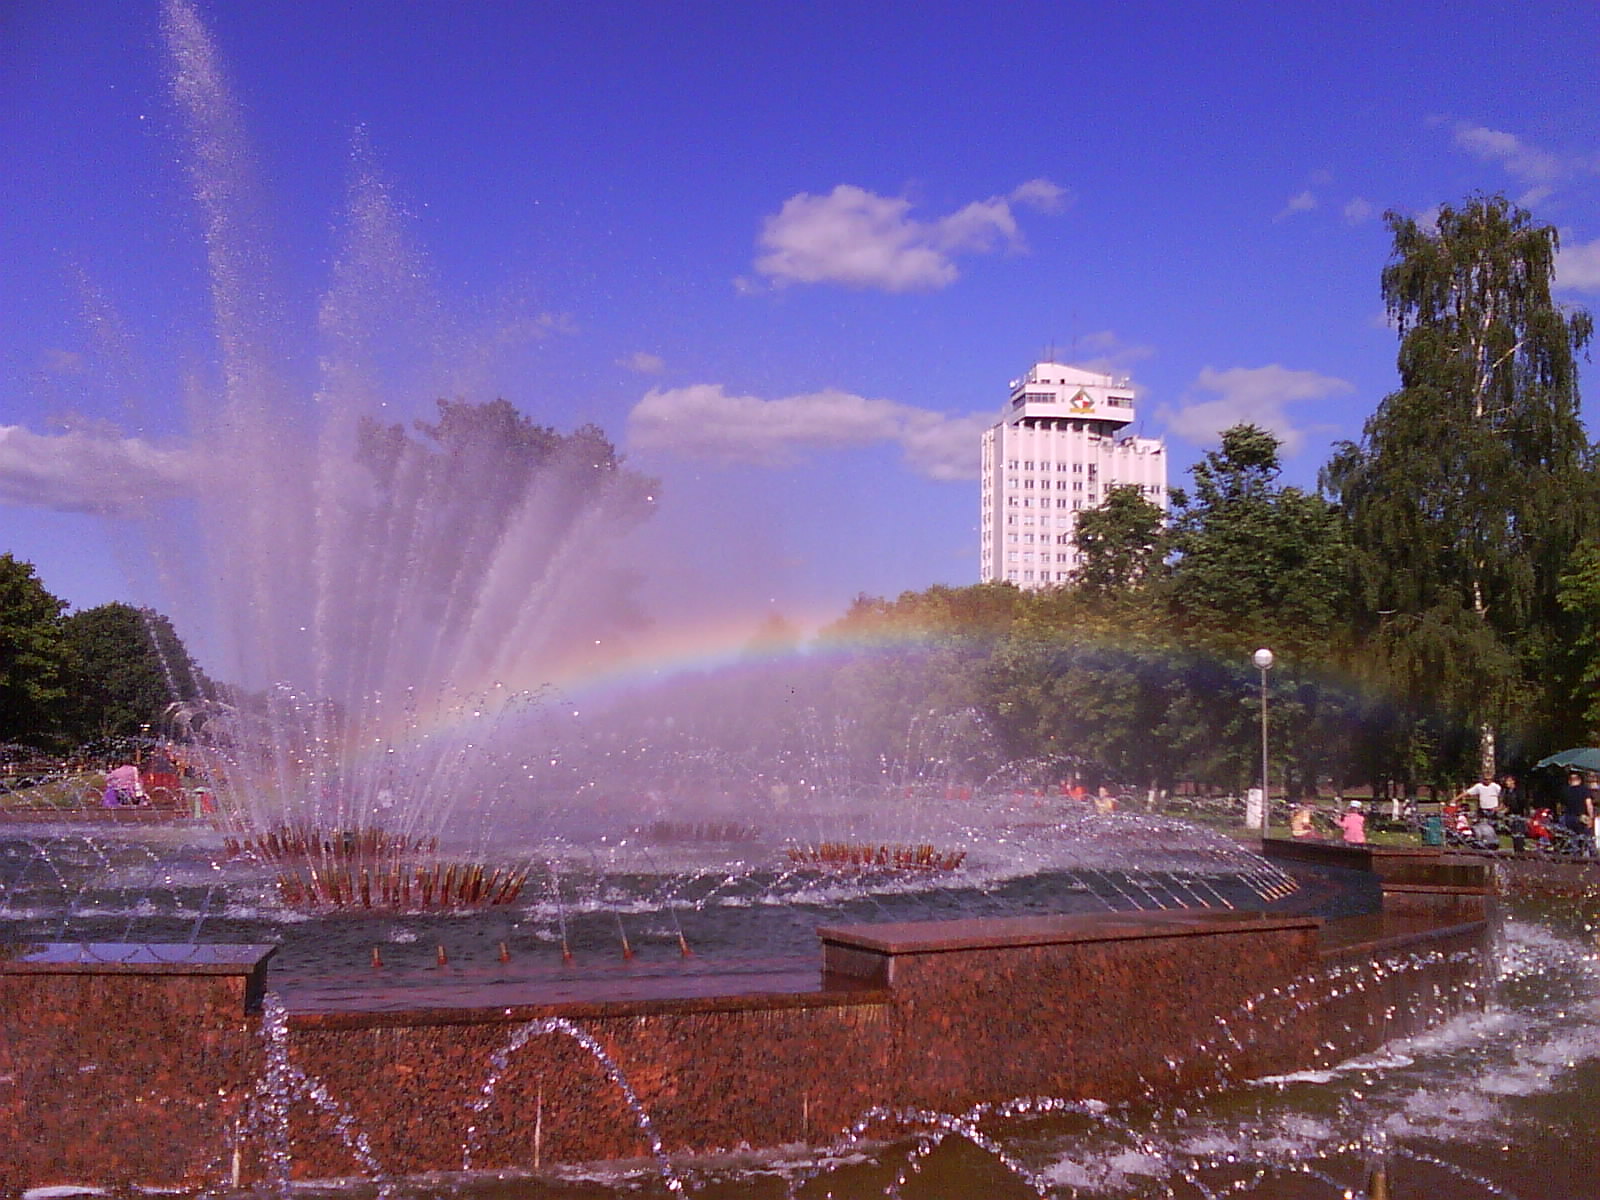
1253,648,1274,834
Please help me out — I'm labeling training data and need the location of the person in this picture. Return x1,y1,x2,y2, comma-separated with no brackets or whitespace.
1289,801,1317,839
1459,774,1502,820
1588,773,1600,852
1500,773,1524,816
142,745,180,800
1338,800,1366,844
1560,770,1592,852
104,760,145,807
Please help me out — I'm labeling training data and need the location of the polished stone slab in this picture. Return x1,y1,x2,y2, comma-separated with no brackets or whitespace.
0,941,276,974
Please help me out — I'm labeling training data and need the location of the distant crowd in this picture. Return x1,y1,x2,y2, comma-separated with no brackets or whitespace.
1289,769,1600,854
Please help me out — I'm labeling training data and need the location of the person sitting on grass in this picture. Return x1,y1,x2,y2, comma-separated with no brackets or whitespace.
103,760,146,807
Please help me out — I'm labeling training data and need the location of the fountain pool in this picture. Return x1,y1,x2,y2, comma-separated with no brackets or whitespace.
3,4,1587,1195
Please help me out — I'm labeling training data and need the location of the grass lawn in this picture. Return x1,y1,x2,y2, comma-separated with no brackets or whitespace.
0,772,105,808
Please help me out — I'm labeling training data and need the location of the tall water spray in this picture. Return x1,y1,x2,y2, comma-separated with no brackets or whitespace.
150,0,655,843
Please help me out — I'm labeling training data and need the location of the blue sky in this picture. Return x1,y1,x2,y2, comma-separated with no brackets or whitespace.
5,0,1600,645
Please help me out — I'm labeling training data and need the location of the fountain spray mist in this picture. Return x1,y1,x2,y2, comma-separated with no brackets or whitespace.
149,0,657,848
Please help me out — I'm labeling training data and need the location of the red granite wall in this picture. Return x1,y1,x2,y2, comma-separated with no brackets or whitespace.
0,894,1496,1191
0,957,266,1190
819,913,1326,1108
280,994,895,1178
1315,921,1492,1061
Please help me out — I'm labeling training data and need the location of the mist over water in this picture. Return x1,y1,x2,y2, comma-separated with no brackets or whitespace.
124,0,662,839
13,8,1599,1197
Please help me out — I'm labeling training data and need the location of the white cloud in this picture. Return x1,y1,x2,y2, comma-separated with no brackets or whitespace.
752,179,1067,292
1274,190,1317,222
1448,123,1599,207
1557,236,1600,292
1453,124,1565,185
626,383,989,480
1162,365,1353,455
1070,329,1155,377
620,351,666,375
0,425,194,515
1342,197,1376,224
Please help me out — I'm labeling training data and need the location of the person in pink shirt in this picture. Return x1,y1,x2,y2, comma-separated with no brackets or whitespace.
103,761,145,806
1338,800,1366,844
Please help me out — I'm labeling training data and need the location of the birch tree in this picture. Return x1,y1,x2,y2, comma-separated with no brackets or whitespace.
1325,195,1596,775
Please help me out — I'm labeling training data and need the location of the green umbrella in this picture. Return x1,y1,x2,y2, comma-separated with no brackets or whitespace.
1533,747,1600,772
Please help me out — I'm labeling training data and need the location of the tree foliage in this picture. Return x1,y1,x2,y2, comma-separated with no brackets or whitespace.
1073,485,1167,597
1324,195,1596,768
1167,425,1351,660
61,603,210,743
0,555,71,745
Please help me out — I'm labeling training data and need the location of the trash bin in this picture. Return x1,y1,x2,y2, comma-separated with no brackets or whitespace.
1422,814,1444,846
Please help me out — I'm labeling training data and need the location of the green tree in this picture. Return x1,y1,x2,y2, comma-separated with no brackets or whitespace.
61,603,209,743
1324,195,1596,775
1556,541,1600,740
1168,424,1351,660
1073,484,1168,597
0,554,71,746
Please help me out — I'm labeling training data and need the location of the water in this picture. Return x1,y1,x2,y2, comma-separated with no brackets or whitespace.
0,801,1312,991
211,899,1593,1199
12,814,1589,1198
16,4,1600,1194
94,0,664,849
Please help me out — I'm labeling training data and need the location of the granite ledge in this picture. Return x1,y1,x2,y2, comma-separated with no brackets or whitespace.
0,941,277,975
1317,916,1489,962
285,976,891,1030
1380,881,1495,895
817,910,1321,957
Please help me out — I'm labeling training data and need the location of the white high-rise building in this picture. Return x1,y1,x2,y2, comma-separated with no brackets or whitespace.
979,361,1167,589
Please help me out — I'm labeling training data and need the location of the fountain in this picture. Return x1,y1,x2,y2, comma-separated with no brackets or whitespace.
0,3,1583,1196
